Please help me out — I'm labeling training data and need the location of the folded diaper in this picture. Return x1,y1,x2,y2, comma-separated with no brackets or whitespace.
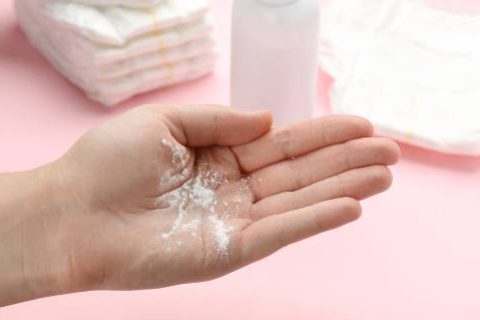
319,0,480,156
45,0,210,45
16,0,216,106
67,0,164,8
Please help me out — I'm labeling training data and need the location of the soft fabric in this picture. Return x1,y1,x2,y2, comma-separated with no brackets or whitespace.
45,0,210,45
319,0,480,156
67,0,165,8
16,0,216,106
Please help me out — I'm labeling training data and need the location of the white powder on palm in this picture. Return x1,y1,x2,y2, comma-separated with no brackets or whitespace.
161,139,191,185
160,139,234,254
189,178,216,209
208,215,234,253
162,139,188,168
160,187,188,239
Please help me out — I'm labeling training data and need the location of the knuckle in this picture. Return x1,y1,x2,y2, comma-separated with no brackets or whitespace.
286,161,305,190
339,142,354,168
335,173,351,197
212,114,221,142
247,173,262,201
272,127,294,158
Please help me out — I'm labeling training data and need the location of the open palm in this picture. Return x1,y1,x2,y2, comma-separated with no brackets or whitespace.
59,105,399,292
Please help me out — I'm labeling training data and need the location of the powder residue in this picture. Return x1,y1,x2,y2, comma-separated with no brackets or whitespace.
208,215,234,253
159,139,234,254
160,187,189,239
189,178,216,210
161,139,188,168
161,139,191,186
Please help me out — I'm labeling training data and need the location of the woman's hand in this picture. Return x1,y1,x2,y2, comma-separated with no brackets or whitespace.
0,105,400,306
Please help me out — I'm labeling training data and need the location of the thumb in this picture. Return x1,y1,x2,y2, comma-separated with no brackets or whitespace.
161,104,273,147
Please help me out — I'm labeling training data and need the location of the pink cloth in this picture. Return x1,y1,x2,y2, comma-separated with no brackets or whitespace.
1,0,480,318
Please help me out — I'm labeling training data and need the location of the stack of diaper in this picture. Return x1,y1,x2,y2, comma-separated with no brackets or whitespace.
15,0,216,106
319,0,480,156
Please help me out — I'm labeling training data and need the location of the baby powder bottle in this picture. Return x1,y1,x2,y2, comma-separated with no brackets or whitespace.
231,0,319,124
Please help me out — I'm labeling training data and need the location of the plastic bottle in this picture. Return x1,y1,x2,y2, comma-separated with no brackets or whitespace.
231,0,319,124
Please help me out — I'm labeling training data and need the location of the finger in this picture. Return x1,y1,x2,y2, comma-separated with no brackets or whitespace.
159,104,273,147
240,198,361,265
250,165,392,220
249,137,400,201
232,115,373,172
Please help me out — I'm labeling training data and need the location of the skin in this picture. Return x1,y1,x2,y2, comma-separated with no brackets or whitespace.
0,105,400,307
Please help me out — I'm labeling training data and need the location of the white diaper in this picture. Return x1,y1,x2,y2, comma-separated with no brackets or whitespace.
16,0,216,106
319,0,480,156
99,37,215,79
67,0,164,8
45,0,210,45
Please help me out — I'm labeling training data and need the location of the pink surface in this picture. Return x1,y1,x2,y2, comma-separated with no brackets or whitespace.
2,0,480,319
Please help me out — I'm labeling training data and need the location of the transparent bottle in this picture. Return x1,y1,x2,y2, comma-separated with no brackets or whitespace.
231,0,319,124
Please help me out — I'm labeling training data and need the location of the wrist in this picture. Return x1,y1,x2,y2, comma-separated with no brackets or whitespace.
0,161,84,306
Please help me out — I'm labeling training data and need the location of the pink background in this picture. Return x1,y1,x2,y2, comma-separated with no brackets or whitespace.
2,0,480,318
